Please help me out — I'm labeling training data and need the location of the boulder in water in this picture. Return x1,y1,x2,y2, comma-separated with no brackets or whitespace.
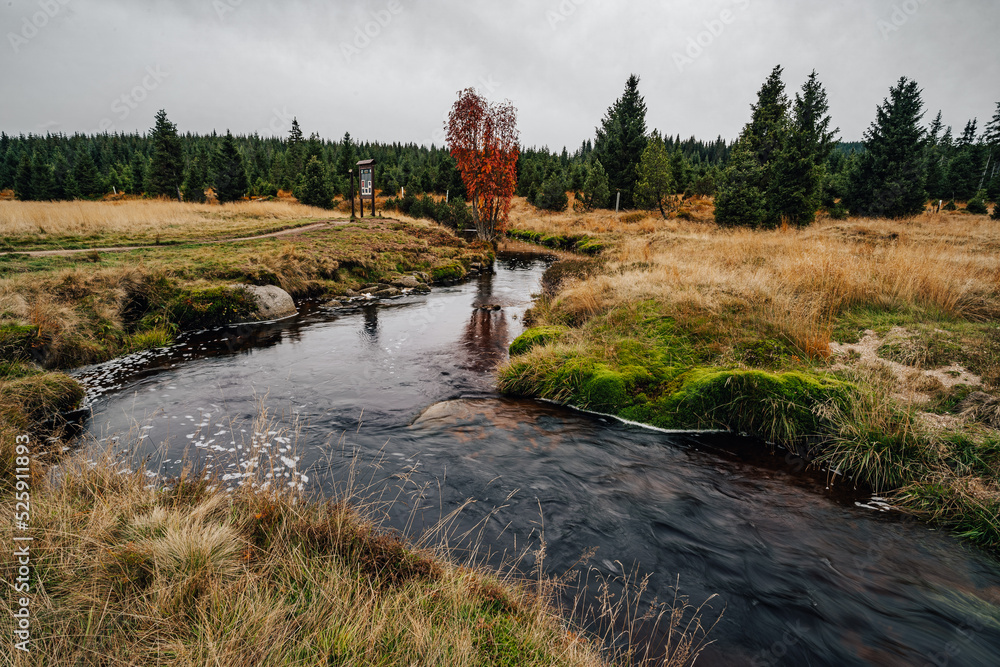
238,284,297,321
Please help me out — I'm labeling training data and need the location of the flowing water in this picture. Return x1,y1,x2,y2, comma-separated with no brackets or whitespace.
74,250,1000,666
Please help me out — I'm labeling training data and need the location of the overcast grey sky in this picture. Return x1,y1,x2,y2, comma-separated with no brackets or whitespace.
1,0,998,149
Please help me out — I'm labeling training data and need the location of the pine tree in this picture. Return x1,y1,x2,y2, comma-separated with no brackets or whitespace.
282,118,305,189
73,149,105,199
211,131,249,204
714,142,767,228
635,133,675,218
335,132,358,197
148,110,184,199
297,156,334,209
845,77,928,218
593,74,647,209
713,65,794,227
771,70,837,226
14,152,35,201
182,147,208,203
741,65,791,226
940,120,983,201
669,148,689,195
577,159,610,210
534,171,568,211
32,157,56,201
51,151,74,200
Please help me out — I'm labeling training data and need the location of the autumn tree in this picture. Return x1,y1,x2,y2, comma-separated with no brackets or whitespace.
445,88,519,242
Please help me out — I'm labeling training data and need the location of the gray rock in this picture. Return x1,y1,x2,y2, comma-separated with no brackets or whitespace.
392,275,420,288
373,287,401,298
237,284,296,320
412,284,431,294
344,289,359,297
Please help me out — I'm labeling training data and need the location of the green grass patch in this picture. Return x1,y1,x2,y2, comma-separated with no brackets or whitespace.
506,229,605,255
509,326,569,356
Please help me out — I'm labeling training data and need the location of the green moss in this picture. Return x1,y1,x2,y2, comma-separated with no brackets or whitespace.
580,368,629,411
508,326,569,356
168,286,257,329
430,261,466,282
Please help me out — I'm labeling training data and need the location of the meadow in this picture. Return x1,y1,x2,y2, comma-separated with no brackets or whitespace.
500,197,1000,551
0,198,724,666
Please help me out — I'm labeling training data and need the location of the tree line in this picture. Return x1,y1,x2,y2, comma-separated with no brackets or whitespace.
0,111,468,207
540,70,1000,223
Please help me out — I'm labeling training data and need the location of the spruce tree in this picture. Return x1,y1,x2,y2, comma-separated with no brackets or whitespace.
593,74,647,209
534,171,568,211
714,65,794,227
182,147,209,203
669,148,689,195
635,132,675,218
714,142,767,228
148,110,184,199
14,152,35,201
282,118,305,189
335,132,358,197
772,70,837,226
73,149,105,199
741,65,791,226
51,151,73,200
845,77,928,218
298,156,334,208
577,159,610,210
32,157,56,201
211,131,249,204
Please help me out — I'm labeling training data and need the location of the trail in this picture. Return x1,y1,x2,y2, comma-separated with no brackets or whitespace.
3,219,345,257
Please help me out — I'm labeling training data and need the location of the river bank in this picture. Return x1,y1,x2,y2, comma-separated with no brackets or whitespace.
0,203,643,665
498,197,1000,552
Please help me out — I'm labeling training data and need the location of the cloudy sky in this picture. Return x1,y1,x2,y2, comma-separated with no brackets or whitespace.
2,0,998,150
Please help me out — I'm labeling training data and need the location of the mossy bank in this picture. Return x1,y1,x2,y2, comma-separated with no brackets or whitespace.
498,211,1000,554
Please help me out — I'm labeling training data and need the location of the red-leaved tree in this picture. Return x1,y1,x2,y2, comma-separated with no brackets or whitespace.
445,88,519,242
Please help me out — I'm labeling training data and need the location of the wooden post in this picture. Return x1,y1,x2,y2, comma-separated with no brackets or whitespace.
350,171,356,218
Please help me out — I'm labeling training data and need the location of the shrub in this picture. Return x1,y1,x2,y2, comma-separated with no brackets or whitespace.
829,202,849,219
966,191,989,215
943,199,957,211
533,173,568,212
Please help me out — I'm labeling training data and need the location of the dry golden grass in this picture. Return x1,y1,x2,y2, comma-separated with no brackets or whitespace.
0,406,716,666
0,199,341,250
512,198,1000,363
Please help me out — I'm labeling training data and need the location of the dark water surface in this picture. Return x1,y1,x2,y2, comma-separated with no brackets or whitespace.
74,251,1000,666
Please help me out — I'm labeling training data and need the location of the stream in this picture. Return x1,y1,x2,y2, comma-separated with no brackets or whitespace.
73,249,1000,666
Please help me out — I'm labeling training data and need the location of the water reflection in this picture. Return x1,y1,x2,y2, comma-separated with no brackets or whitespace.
72,251,1000,666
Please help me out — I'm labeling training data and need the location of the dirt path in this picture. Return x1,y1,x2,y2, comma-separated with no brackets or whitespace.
3,220,343,257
